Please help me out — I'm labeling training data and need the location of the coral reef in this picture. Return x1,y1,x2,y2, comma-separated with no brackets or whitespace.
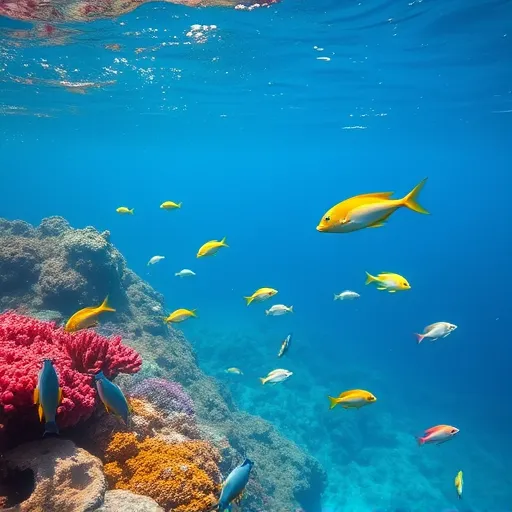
96,490,164,512
0,216,326,511
104,433,221,512
0,311,141,447
0,438,106,512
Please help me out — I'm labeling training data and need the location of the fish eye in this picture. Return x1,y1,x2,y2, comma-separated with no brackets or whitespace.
451,429,457,434
324,216,330,222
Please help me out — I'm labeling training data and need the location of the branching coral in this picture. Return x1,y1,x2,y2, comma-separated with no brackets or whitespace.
0,312,141,444
104,432,221,512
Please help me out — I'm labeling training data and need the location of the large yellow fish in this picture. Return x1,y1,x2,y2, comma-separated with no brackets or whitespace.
455,470,463,499
197,237,228,258
365,271,410,292
64,297,116,332
316,178,429,233
328,389,377,410
244,287,278,306
164,308,197,323
160,201,182,210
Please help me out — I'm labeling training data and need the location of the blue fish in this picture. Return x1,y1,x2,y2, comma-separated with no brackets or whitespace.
209,458,254,511
33,359,62,436
94,370,130,424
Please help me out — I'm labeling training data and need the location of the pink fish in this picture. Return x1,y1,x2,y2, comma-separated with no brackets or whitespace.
417,424,459,446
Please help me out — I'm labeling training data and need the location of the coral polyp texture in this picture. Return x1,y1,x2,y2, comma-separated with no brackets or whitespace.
0,311,141,444
104,432,221,512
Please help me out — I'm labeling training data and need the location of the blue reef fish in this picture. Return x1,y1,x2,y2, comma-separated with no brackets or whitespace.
94,371,130,424
33,359,62,436
278,333,292,357
208,458,254,511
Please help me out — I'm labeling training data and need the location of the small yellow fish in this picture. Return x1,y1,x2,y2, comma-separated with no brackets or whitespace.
244,287,278,306
225,367,243,375
455,470,463,499
160,201,182,210
328,389,377,410
164,308,197,324
365,271,411,292
65,297,116,332
316,178,429,233
197,237,228,258
116,207,134,215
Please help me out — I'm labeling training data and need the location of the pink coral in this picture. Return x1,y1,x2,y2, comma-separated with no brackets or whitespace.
0,311,141,441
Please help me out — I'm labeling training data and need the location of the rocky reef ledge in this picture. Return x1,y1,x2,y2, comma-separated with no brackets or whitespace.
0,216,326,512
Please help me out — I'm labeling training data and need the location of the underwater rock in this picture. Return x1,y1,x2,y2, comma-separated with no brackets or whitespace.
95,490,164,512
1,438,106,512
0,217,326,511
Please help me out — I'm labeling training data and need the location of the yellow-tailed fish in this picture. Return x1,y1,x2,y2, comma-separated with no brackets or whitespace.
316,178,429,233
33,359,62,436
94,371,130,424
365,271,411,292
197,237,228,258
65,296,116,332
244,287,278,306
225,367,243,375
164,308,197,323
116,206,134,215
260,369,293,385
328,389,377,410
160,201,182,210
455,470,463,499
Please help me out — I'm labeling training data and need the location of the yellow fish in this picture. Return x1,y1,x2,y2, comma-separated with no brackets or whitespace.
197,237,228,258
164,308,197,324
328,389,377,410
65,297,116,332
244,287,278,306
316,178,429,233
160,201,182,210
455,470,463,499
116,207,134,215
365,271,411,292
225,367,243,375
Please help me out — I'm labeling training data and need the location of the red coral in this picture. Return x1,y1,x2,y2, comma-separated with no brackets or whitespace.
0,311,141,442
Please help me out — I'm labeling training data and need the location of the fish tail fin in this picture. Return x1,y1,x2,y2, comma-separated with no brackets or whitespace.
244,296,253,306
220,237,228,247
365,272,377,285
289,306,294,313
333,294,338,300
259,377,266,385
402,178,429,214
414,333,425,344
178,202,182,208
265,309,269,315
129,208,134,214
100,296,116,313
328,396,339,410
416,436,425,446
43,420,59,437
175,272,179,276
191,309,198,318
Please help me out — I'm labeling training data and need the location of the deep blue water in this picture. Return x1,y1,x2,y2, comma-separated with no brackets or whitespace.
1,0,512,510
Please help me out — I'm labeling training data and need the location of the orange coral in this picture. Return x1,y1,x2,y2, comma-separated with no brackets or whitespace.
104,432,221,512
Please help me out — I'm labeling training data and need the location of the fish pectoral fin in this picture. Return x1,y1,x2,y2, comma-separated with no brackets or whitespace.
33,387,39,405
104,403,111,413
367,222,385,228
58,387,63,405
38,404,44,422
376,287,387,290
388,290,396,293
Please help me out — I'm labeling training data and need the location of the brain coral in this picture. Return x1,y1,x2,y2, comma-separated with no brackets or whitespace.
0,311,141,445
104,432,221,512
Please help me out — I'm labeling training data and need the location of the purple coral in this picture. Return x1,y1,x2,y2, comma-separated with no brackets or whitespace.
129,378,195,416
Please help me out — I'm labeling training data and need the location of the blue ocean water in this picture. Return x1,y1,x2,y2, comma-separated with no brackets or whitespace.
1,0,511,510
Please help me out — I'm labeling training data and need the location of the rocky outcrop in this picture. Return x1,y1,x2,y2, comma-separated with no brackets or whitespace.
0,217,326,511
2,439,106,512
95,490,164,512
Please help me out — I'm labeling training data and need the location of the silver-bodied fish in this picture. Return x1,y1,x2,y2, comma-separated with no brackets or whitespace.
33,359,62,436
208,458,254,511
278,333,292,357
94,371,130,424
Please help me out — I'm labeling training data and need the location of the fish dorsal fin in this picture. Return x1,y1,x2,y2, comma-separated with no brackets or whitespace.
352,191,394,200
